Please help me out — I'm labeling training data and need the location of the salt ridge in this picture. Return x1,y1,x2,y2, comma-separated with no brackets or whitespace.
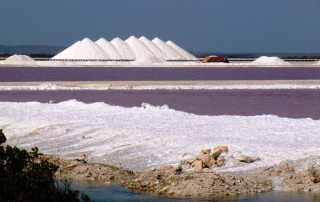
2,100,320,171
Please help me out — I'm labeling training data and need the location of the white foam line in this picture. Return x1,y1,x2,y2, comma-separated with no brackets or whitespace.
1,83,320,91
121,84,320,90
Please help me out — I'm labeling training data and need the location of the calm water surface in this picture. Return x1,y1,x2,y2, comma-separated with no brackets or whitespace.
1,89,320,119
0,67,320,81
72,183,320,202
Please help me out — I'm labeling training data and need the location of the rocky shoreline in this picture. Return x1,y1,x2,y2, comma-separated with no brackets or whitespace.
39,152,320,200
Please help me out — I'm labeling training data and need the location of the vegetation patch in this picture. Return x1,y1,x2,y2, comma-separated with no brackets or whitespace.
0,129,90,202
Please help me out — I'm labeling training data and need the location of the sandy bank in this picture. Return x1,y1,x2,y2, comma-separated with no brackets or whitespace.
40,155,320,200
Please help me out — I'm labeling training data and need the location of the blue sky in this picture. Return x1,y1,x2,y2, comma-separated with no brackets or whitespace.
0,0,319,53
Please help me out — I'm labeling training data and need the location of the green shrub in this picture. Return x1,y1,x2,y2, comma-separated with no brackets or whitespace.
0,129,90,202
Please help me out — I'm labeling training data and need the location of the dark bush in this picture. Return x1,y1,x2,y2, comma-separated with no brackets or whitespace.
0,129,6,144
0,129,90,202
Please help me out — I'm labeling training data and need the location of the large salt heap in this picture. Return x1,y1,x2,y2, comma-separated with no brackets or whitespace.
51,36,200,64
126,36,164,64
95,38,122,60
251,56,290,65
53,38,109,60
111,38,135,60
139,36,168,60
152,37,184,60
167,40,198,61
315,60,320,65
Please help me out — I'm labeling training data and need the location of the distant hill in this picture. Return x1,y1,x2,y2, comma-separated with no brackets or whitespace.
0,45,65,57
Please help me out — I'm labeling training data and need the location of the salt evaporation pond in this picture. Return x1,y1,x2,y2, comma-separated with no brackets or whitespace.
0,67,320,82
1,99,320,171
1,89,320,119
1,67,320,82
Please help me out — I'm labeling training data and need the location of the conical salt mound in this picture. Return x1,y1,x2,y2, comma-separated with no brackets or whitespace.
139,36,168,60
315,60,320,65
166,40,198,60
111,37,135,60
126,36,164,64
78,38,110,59
53,38,110,60
52,41,81,59
2,54,37,65
152,37,184,60
96,38,122,60
252,56,289,65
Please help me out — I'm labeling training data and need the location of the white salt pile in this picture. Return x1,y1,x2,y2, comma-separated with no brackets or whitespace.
52,41,81,60
315,60,320,65
251,56,290,65
95,38,122,60
139,36,168,60
167,40,198,60
53,38,109,60
50,36,199,64
111,37,135,60
0,54,37,66
126,36,164,64
152,37,184,60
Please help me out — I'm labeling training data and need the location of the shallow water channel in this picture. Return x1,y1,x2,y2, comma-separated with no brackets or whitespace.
71,182,320,202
